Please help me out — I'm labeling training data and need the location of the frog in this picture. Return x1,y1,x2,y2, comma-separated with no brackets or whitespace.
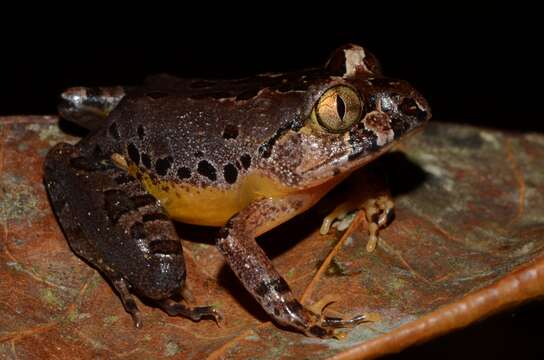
44,44,431,338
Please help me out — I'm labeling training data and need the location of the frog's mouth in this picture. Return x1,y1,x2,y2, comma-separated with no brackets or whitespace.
298,141,396,189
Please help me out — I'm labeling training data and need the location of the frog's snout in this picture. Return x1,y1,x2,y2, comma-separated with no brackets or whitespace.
369,79,432,134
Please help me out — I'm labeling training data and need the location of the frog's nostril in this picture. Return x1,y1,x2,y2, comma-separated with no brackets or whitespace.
399,97,430,122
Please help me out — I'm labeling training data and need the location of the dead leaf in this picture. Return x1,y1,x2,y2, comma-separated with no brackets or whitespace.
1,116,543,359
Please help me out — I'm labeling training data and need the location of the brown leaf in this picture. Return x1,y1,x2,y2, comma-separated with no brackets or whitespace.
1,116,543,359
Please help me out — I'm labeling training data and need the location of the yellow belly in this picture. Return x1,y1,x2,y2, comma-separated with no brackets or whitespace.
129,165,293,226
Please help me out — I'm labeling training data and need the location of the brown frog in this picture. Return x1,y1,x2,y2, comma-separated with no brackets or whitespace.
44,44,431,338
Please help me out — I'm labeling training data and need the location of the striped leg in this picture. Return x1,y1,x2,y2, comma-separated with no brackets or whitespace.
44,142,219,326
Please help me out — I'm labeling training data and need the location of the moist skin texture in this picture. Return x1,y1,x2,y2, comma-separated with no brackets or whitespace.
45,44,431,337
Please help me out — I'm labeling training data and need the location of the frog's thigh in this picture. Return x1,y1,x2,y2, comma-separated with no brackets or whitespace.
320,167,395,252
44,142,218,326
216,197,364,337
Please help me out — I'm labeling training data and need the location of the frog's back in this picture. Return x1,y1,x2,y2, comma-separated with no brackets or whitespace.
102,75,312,187
84,73,321,225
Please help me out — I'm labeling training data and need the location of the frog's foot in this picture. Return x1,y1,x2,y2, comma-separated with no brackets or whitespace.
320,194,394,252
160,299,222,324
45,142,210,328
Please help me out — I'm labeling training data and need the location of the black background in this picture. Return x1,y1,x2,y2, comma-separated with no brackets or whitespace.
1,4,543,359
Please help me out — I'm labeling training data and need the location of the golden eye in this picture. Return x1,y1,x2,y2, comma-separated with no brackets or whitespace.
312,86,362,132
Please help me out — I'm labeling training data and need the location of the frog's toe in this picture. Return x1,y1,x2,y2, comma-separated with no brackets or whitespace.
304,313,366,338
160,299,222,324
303,298,366,338
112,277,144,328
320,204,352,235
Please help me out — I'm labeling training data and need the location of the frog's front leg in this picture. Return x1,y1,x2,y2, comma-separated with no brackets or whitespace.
216,197,365,338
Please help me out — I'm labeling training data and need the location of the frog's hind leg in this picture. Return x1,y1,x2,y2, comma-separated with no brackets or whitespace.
216,197,366,338
44,142,219,326
58,86,126,131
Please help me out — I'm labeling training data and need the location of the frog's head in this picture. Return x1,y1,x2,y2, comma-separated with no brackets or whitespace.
261,44,431,188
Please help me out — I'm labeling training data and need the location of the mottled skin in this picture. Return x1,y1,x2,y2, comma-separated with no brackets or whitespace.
45,44,431,337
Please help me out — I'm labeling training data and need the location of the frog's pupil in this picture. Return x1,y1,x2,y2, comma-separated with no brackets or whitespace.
336,95,346,121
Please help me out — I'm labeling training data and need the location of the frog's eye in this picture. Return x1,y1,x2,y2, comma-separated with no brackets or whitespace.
312,86,362,133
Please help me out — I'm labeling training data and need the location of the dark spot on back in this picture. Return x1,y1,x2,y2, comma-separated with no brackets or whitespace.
155,156,173,176
149,239,182,255
223,163,238,184
141,153,152,169
197,160,217,181
177,166,192,179
137,125,145,140
109,122,120,140
240,154,251,169
222,124,239,139
147,91,169,99
194,150,204,157
127,143,140,165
